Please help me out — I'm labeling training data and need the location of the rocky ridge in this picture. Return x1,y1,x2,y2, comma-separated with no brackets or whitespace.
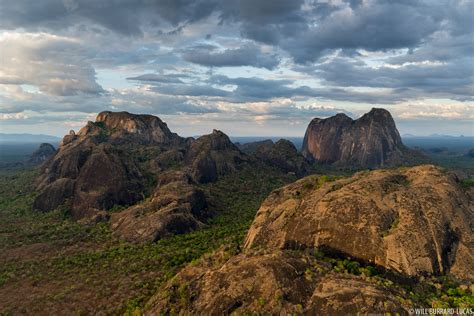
33,111,311,242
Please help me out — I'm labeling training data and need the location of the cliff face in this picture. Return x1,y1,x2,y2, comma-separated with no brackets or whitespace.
302,108,408,168
81,111,184,145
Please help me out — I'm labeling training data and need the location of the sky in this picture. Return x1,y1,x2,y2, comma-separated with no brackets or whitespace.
0,0,473,137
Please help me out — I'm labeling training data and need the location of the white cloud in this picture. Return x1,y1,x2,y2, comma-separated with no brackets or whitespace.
0,32,103,96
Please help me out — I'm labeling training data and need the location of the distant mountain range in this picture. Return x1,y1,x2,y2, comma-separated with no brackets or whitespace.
1,132,471,144
0,133,61,144
403,133,471,138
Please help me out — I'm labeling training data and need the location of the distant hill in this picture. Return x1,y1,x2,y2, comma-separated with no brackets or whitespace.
0,133,61,144
231,136,304,150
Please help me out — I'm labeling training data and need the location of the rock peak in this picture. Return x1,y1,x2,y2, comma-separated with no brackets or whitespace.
364,108,393,120
28,143,56,164
73,110,183,145
302,108,406,168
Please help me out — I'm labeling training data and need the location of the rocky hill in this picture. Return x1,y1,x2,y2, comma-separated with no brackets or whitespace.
184,130,247,183
254,139,309,176
28,143,56,164
32,111,310,242
33,111,182,219
237,139,309,176
110,171,209,243
302,108,422,168
149,165,474,314
236,139,274,154
245,164,473,281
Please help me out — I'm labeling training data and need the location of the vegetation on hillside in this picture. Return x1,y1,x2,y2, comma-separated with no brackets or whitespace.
0,165,295,315
0,159,472,314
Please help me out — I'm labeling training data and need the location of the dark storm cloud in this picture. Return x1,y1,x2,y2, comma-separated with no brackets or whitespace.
282,1,443,63
0,0,466,64
1,0,473,132
0,0,221,35
314,57,473,98
182,43,280,69
223,0,307,45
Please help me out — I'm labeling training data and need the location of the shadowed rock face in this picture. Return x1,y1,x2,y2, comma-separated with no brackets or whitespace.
185,130,247,183
236,139,274,154
254,139,309,176
33,112,246,239
110,171,208,243
302,108,407,168
28,143,56,164
245,165,474,281
33,111,185,218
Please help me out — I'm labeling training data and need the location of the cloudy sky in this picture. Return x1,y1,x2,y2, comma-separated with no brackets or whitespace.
0,0,473,137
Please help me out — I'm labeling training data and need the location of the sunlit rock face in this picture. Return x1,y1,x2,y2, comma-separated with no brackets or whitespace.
245,165,474,281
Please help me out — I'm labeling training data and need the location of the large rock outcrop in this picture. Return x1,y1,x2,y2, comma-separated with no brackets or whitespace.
34,111,185,218
148,165,474,314
28,143,56,165
185,130,247,183
302,108,415,168
245,165,474,281
254,139,309,176
110,171,208,243
32,112,250,239
84,111,184,145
